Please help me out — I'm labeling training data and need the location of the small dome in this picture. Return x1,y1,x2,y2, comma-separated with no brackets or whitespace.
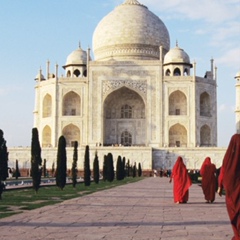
64,46,88,66
35,72,45,81
164,45,190,65
93,0,170,61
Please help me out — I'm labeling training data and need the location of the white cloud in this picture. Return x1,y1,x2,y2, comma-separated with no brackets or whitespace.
216,47,240,69
218,104,235,113
218,104,227,112
210,21,240,47
0,88,7,96
142,0,239,23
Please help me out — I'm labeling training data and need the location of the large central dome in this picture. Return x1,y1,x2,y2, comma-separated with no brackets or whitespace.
92,0,170,61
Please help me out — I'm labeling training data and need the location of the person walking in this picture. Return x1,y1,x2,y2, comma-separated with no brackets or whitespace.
169,156,192,204
200,157,217,203
218,134,240,240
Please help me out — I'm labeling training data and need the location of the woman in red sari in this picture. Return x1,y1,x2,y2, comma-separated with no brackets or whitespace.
218,134,240,240
200,157,217,203
169,156,192,203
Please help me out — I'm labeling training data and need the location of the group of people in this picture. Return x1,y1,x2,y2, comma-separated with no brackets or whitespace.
169,134,240,240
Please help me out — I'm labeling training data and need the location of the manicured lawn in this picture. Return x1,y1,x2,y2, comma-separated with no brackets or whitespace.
0,177,143,219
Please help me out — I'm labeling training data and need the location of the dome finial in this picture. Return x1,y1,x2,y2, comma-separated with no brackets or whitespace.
79,41,81,49
122,0,146,7
176,40,178,47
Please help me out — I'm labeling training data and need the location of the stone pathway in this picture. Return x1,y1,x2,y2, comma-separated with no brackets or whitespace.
0,177,233,240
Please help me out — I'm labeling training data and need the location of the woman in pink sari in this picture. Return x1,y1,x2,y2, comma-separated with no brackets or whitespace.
169,156,192,203
218,134,240,240
200,157,217,203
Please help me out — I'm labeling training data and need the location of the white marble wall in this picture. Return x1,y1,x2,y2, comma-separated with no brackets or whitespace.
8,146,226,171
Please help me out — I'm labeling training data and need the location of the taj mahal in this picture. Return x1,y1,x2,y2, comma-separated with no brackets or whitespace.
8,0,240,172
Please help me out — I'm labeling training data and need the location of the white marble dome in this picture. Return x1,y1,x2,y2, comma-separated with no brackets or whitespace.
65,46,88,66
92,0,170,61
164,45,190,64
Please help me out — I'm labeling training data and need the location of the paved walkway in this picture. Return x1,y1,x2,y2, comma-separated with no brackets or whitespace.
0,177,233,240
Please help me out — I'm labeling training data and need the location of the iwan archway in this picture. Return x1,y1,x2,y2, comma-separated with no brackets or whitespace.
103,87,146,146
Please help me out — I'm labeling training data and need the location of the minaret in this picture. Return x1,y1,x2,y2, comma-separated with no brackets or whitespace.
235,71,240,133
33,68,45,128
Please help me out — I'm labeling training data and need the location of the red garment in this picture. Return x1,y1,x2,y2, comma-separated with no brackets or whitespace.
171,156,192,203
200,157,217,202
218,134,240,240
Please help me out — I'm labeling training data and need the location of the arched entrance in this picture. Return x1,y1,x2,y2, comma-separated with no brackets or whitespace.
103,87,146,146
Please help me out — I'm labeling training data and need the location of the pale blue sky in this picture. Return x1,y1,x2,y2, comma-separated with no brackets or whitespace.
0,0,239,147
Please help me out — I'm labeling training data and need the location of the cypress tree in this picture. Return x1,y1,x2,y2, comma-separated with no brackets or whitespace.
43,159,47,177
51,161,55,177
71,141,78,188
138,162,142,177
84,145,91,186
93,151,99,184
31,128,42,193
56,136,67,190
0,129,8,200
132,162,136,178
127,159,130,177
116,155,122,180
107,153,114,182
15,159,21,179
102,155,107,181
122,157,126,180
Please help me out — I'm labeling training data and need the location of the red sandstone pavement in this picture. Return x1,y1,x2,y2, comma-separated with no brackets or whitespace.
0,177,233,240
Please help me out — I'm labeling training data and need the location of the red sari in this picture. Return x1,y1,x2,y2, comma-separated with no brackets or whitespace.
218,134,240,240
170,156,192,203
200,157,217,203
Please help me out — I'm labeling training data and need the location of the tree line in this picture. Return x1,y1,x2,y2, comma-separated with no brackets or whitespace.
0,128,142,199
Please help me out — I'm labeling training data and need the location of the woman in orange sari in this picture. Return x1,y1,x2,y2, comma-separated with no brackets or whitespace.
218,134,240,240
169,156,192,203
200,157,217,203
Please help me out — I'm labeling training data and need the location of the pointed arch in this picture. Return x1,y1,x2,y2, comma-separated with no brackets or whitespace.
42,125,52,147
42,94,52,118
169,90,187,115
173,67,181,76
169,123,187,147
165,69,171,76
200,92,211,117
200,124,211,146
103,87,146,146
62,124,80,147
62,91,80,116
73,69,80,77
67,70,71,77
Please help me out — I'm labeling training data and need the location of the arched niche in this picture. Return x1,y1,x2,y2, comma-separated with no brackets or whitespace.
42,125,52,147
62,91,80,116
169,123,187,147
169,90,187,115
200,124,211,146
62,124,80,147
200,92,211,117
42,94,52,118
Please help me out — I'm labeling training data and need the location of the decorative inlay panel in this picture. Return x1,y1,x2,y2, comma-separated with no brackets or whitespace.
103,79,147,98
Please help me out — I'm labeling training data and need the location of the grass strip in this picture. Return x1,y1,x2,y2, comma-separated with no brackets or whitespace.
0,177,143,219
